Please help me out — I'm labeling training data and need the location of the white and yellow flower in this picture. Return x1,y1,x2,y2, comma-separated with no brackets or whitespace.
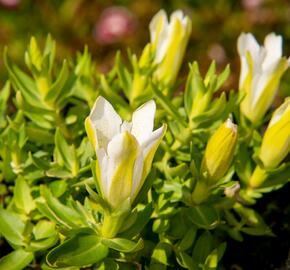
150,9,192,86
85,96,166,208
238,32,290,124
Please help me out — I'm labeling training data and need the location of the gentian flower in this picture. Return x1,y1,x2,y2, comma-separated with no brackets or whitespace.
85,96,166,208
238,32,290,124
150,9,192,86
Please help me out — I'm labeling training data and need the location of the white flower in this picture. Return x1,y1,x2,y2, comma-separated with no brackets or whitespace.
238,32,290,124
150,9,192,86
85,96,166,208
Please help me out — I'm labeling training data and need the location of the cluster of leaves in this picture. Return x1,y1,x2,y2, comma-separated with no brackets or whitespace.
0,35,289,270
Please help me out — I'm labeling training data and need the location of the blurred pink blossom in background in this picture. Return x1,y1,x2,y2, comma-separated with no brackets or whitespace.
207,43,227,65
242,0,263,10
0,0,20,8
94,6,137,44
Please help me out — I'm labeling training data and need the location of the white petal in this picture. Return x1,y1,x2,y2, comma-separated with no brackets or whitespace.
238,33,260,89
170,10,184,22
106,133,127,188
238,57,249,90
96,148,109,197
121,121,132,132
131,151,144,198
141,124,166,157
150,10,169,63
262,33,282,71
251,72,270,107
105,132,140,206
269,98,290,127
131,100,156,145
237,33,260,58
89,96,122,150
149,9,167,42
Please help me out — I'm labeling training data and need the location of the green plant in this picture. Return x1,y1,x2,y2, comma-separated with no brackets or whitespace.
0,9,289,270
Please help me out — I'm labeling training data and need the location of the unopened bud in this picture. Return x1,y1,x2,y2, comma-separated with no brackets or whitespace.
201,119,238,183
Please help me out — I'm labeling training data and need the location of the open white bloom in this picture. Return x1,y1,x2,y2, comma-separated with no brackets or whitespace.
150,9,192,86
85,96,166,208
238,32,290,124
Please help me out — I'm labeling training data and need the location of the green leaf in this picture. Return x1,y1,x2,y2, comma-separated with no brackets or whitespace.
45,60,69,103
46,166,72,178
0,81,10,128
192,231,213,265
0,209,25,246
0,249,33,270
36,186,83,229
178,227,197,251
102,238,144,253
187,205,219,229
29,234,59,251
46,234,108,267
4,48,41,109
152,85,187,127
86,184,111,213
204,242,226,270
26,126,54,144
95,258,119,270
119,203,153,238
184,62,206,118
176,250,198,270
33,220,56,240
54,129,79,176
215,64,230,91
115,51,132,98
49,180,68,197
150,242,172,270
14,176,35,214
99,75,131,119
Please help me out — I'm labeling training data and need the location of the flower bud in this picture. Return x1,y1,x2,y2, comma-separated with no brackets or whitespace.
238,32,290,124
259,98,290,168
201,119,238,183
150,9,192,86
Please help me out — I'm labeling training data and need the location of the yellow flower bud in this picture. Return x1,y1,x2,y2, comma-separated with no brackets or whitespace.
150,9,192,86
259,98,290,168
201,119,238,183
249,98,290,188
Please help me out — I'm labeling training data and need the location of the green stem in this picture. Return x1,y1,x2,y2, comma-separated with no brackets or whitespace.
101,211,128,239
191,181,209,205
55,111,71,141
249,165,268,188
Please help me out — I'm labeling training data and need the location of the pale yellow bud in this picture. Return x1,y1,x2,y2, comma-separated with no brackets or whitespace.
259,98,290,168
201,119,238,183
150,10,192,86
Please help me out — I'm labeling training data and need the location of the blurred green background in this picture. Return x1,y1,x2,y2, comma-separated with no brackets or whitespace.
1,0,290,99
